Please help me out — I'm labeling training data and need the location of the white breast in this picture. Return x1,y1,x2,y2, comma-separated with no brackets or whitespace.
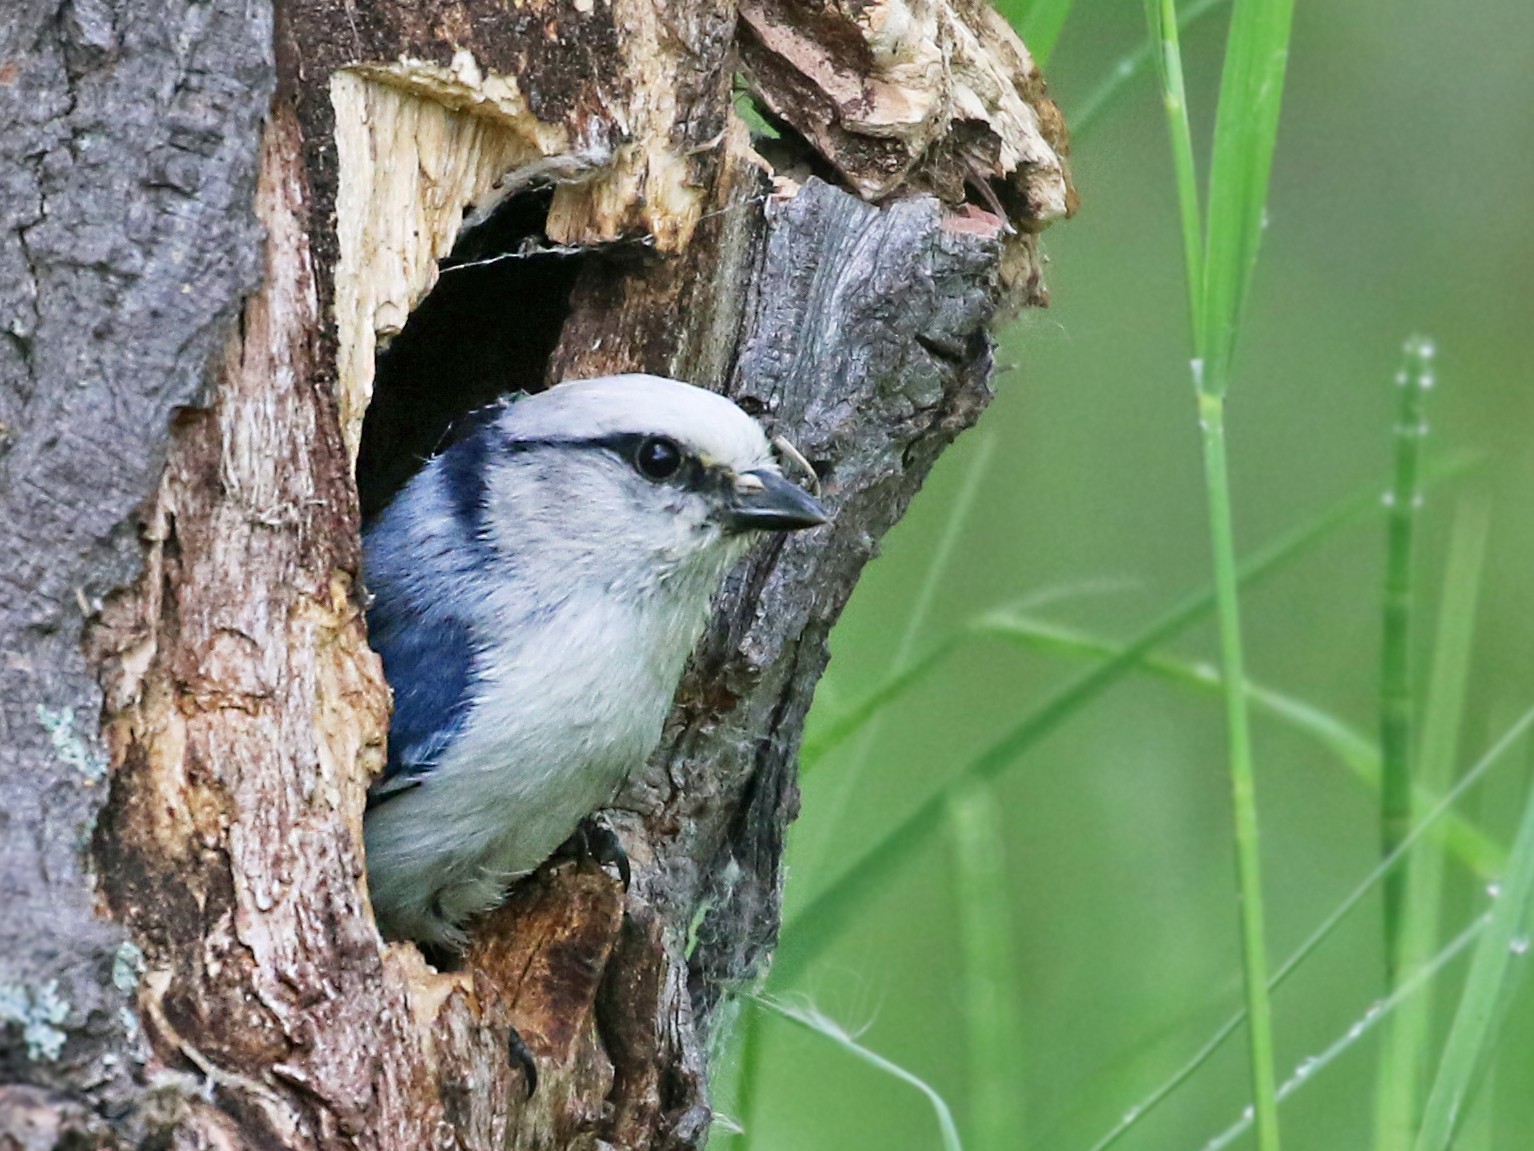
363,578,714,947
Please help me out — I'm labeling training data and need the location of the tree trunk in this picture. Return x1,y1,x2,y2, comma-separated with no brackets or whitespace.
0,0,1071,1147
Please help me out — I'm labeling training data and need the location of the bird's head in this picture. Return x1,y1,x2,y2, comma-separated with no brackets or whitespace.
448,375,828,596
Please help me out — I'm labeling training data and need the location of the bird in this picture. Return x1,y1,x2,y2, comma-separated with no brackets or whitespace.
360,374,829,949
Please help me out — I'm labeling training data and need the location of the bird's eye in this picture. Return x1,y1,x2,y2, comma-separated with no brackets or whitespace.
634,435,684,481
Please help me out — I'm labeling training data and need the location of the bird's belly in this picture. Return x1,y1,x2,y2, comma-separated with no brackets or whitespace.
450,726,637,867
363,678,666,945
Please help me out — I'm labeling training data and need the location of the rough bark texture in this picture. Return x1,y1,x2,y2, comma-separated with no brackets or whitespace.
0,0,275,1134
0,0,1071,1146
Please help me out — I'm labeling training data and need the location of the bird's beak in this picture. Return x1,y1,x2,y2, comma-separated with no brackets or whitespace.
726,469,830,533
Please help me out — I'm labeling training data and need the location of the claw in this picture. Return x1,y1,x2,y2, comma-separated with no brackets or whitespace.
507,1025,538,1099
583,819,632,889
557,817,631,889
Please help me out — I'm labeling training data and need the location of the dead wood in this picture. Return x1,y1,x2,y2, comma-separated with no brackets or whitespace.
0,0,1071,1146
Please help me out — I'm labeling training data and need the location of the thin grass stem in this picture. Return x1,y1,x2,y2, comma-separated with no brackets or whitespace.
756,996,965,1151
1073,0,1229,139
1145,0,1206,348
1380,335,1438,987
1197,389,1282,1150
1375,497,1489,1148
1144,0,1300,1140
948,781,1027,1149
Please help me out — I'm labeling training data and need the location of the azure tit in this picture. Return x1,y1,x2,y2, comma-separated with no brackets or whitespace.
362,375,828,948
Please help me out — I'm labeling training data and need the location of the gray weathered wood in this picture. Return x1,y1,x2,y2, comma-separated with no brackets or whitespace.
0,0,272,1135
663,182,1007,1018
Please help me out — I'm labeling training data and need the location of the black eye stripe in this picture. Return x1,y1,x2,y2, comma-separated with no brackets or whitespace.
496,432,720,493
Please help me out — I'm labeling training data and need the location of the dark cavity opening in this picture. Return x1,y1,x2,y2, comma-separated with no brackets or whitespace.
749,113,846,193
355,188,587,522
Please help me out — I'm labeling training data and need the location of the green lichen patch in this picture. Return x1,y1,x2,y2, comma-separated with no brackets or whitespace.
0,979,71,1061
37,704,110,783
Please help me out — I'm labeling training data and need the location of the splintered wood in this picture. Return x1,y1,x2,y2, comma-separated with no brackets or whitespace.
331,63,554,460
738,0,1072,222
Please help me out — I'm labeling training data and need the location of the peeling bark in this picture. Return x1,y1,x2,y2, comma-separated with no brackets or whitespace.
738,0,1073,221
1,0,1071,1146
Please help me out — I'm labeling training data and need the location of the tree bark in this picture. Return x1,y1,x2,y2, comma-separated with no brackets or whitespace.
0,0,1071,1147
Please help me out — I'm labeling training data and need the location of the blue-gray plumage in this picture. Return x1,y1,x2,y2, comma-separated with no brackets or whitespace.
362,375,828,947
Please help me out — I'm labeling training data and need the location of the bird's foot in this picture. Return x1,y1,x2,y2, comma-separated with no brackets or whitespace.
507,1025,538,1099
557,817,631,889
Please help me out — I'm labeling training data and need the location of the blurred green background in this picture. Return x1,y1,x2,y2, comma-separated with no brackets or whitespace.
718,2,1534,1148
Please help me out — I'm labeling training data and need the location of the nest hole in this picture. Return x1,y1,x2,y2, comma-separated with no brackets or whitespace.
355,188,590,521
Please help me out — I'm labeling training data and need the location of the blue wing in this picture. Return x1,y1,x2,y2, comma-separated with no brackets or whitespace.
366,602,476,807
364,423,498,807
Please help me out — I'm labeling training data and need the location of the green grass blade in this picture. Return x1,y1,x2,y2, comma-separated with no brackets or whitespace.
1380,336,1438,986
948,782,1027,1150
1413,748,1534,1150
893,433,997,676
775,478,1390,988
1456,1063,1497,1151
1072,0,1229,140
1375,498,1490,1148
1198,390,1283,1151
976,614,1504,879
800,638,963,772
1145,0,1206,349
1144,0,1301,1140
1081,703,1534,1151
757,996,965,1151
801,435,994,778
1013,0,1075,69
733,1000,765,1148
1199,0,1298,395
980,614,1372,764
